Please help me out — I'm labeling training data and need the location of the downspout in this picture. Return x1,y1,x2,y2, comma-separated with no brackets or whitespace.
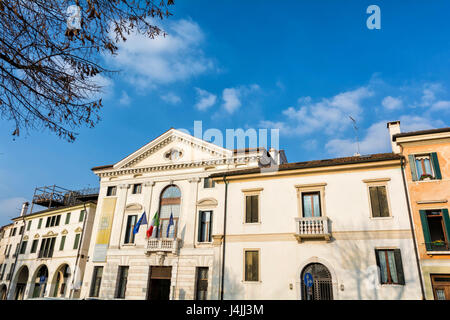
5,215,26,300
220,176,229,300
400,156,425,299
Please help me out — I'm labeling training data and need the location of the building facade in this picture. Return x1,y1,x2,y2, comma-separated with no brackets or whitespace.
390,123,450,300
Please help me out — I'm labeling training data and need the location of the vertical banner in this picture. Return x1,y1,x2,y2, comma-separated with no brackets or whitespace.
92,198,117,262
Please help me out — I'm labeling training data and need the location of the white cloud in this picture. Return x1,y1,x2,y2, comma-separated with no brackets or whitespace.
0,197,28,219
431,100,450,111
161,92,182,105
260,86,373,136
108,19,214,89
382,96,403,110
222,84,260,114
194,88,217,111
118,91,131,106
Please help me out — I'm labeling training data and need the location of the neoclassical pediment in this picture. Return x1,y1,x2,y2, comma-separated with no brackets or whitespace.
197,198,218,208
43,231,57,237
23,235,29,241
34,233,40,239
125,203,143,211
74,227,83,233
61,229,68,235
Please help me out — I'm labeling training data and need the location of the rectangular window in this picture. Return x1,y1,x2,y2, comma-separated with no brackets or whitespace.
19,226,24,235
27,221,32,231
409,153,442,181
65,212,71,224
90,266,104,297
420,209,450,251
20,241,27,254
55,215,61,226
244,250,259,282
79,210,86,222
245,195,259,223
198,211,213,243
38,237,56,258
11,228,16,236
73,233,81,250
45,217,50,228
195,267,209,300
115,266,129,299
203,178,215,189
0,264,6,280
31,240,38,253
37,218,42,229
302,192,321,217
369,186,390,218
106,186,117,196
375,249,405,285
132,184,142,194
60,236,66,251
124,215,137,244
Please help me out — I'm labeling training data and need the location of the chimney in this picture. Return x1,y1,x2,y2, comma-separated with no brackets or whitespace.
268,147,279,165
20,202,29,217
387,121,401,153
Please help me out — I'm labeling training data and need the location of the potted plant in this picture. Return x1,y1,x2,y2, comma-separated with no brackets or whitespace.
420,173,433,181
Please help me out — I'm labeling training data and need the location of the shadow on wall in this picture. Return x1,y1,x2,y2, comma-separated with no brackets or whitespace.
330,220,408,300
210,266,244,300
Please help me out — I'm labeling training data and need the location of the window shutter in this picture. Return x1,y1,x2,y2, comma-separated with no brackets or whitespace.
408,155,418,181
245,196,251,223
369,187,380,217
419,210,432,251
209,212,213,243
393,249,405,285
430,152,442,179
252,195,259,223
442,209,450,247
197,211,203,242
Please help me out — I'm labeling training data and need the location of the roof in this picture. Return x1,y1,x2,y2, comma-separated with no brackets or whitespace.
393,127,450,141
210,153,403,178
91,164,114,171
11,200,97,221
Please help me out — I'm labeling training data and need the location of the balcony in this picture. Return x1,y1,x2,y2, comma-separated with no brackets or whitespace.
295,216,331,242
425,241,450,253
146,238,181,254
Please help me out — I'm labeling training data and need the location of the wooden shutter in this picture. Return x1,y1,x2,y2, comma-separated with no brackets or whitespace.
245,196,251,223
393,249,405,285
430,153,442,179
251,195,259,223
369,187,381,217
378,186,390,217
374,249,383,283
408,155,418,181
419,210,432,251
442,209,450,246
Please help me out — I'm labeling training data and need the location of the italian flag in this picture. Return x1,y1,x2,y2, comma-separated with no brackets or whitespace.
146,211,159,238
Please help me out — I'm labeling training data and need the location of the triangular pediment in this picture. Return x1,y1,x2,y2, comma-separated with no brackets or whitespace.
114,129,233,169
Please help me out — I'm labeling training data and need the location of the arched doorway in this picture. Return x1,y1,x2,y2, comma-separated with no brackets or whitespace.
301,263,333,300
14,266,29,300
30,265,49,298
0,284,7,300
50,264,70,298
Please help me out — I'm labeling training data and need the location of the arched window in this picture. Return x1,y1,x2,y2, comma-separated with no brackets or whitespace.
154,185,181,239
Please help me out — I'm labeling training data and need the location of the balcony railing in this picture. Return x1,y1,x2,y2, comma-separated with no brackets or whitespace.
146,238,180,254
295,216,331,242
425,241,450,252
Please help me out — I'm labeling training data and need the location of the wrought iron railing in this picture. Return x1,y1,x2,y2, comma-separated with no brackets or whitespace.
425,241,450,252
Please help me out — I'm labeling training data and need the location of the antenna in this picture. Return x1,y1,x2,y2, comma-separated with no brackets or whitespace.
349,116,360,156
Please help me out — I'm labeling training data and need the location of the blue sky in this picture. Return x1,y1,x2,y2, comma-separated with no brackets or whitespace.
1,0,449,224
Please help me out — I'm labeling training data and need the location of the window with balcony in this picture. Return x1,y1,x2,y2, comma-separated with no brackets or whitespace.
90,266,103,297
132,184,142,194
198,211,212,243
420,209,450,252
244,250,259,282
106,186,117,197
375,249,405,285
154,185,180,239
302,192,321,217
409,153,442,181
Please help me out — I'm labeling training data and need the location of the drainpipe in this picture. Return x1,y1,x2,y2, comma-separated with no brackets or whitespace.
400,156,425,300
220,176,229,300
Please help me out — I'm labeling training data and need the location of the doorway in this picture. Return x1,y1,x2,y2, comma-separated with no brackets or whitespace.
301,263,333,300
147,266,172,300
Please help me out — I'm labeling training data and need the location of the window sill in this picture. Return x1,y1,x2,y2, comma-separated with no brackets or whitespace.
369,216,393,220
426,251,450,255
414,179,440,183
121,243,136,248
242,280,262,284
243,222,261,225
379,283,405,287
196,242,213,246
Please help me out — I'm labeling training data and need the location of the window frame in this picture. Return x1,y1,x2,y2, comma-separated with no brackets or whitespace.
197,210,213,243
409,152,442,181
195,267,209,300
242,188,263,224
131,184,142,195
123,215,137,244
115,266,129,299
295,183,327,219
364,179,393,219
106,186,117,197
90,266,104,297
243,248,260,283
374,248,405,285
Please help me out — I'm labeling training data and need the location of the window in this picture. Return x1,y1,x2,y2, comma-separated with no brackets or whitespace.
302,192,321,217
369,186,390,218
20,241,27,254
37,218,42,229
203,178,215,189
19,226,24,235
65,212,71,224
31,240,38,253
124,215,137,244
90,266,103,297
38,237,56,258
11,228,16,236
409,153,442,181
60,236,66,251
106,186,117,196
198,211,213,243
375,249,405,285
115,266,129,299
27,221,32,231
73,233,81,250
0,264,6,280
245,195,259,223
152,185,181,239
195,267,209,300
45,217,50,228
55,215,61,226
244,250,259,282
13,244,19,257
79,210,86,222
420,209,450,251
132,184,142,194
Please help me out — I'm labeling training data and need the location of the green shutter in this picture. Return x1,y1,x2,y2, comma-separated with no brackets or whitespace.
419,210,432,251
442,209,450,247
408,155,418,181
60,236,66,251
430,152,442,179
393,249,405,285
37,218,42,229
79,210,85,222
74,234,80,249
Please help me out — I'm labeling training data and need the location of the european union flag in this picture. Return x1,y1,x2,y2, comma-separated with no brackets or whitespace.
133,211,147,235
166,212,174,238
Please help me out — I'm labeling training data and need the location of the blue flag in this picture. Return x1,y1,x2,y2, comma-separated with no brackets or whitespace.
166,212,174,238
133,211,148,235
